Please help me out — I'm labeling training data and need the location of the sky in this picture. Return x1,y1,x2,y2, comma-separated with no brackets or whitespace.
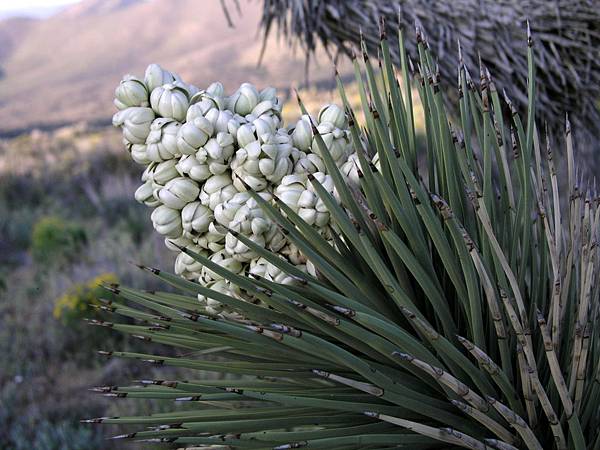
0,0,81,19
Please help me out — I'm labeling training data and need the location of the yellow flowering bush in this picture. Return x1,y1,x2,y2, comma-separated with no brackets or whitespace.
53,273,118,324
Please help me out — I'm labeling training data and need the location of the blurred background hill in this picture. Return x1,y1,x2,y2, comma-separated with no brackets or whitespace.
0,1,353,448
0,0,347,136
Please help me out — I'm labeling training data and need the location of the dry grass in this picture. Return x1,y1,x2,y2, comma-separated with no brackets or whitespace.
0,123,184,448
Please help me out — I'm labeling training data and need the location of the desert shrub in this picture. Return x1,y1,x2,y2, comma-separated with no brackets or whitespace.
30,216,87,265
53,273,118,324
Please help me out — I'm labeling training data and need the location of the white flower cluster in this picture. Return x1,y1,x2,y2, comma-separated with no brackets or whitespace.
113,64,358,314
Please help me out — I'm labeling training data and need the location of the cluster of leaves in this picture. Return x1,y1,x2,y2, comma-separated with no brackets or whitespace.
86,25,599,449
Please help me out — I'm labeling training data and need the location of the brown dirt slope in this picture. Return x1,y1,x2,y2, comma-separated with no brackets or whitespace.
0,0,336,135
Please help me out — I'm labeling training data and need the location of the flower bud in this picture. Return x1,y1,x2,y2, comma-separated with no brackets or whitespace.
151,205,182,238
128,143,151,165
249,257,269,278
204,296,224,313
261,132,294,183
340,152,361,188
177,117,214,155
145,159,179,186
311,171,335,194
307,172,338,226
199,174,237,210
199,132,235,175
134,181,161,207
205,108,234,133
272,271,302,285
210,132,235,158
200,249,243,283
253,117,275,139
279,172,334,228
197,279,238,314
223,194,274,262
206,81,224,98
112,107,155,144
265,256,304,285
196,222,226,252
146,118,181,161
250,99,281,125
214,192,250,227
144,63,175,93
236,123,257,148
175,155,212,181
174,245,205,280
251,100,273,118
231,146,265,192
306,259,318,277
233,172,266,192
251,216,270,235
157,177,200,209
259,158,274,176
293,152,325,174
281,243,307,266
291,116,313,151
311,122,352,166
182,201,213,237
265,225,287,252
229,83,259,115
298,208,317,226
274,174,305,210
318,104,346,128
114,75,148,109
150,83,189,121
225,230,265,262
226,114,246,137
186,99,216,122
259,86,277,103
297,189,317,208
231,131,293,191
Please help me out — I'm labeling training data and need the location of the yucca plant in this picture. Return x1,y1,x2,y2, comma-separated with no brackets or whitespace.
86,24,600,449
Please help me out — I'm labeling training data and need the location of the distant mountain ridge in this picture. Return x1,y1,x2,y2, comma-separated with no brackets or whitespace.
0,0,337,135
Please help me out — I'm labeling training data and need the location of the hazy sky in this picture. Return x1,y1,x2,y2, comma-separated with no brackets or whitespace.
0,0,81,19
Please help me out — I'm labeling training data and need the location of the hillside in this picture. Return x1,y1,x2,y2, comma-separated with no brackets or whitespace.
0,17,36,63
0,0,343,135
